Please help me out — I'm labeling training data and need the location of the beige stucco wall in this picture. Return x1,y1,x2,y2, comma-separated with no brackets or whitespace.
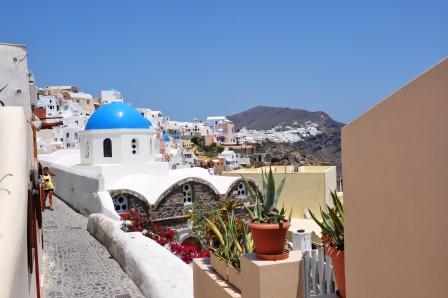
0,107,40,298
224,166,337,219
342,58,448,298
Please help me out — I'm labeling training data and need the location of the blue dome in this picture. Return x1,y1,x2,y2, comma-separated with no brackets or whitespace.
85,102,152,130
162,131,171,142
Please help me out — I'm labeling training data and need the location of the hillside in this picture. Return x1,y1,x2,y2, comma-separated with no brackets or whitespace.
227,106,344,131
227,106,344,176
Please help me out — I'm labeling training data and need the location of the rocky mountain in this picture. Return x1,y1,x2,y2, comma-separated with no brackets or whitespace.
227,106,344,176
227,106,344,131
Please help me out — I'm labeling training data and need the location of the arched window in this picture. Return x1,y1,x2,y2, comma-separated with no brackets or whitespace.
103,138,112,157
182,184,193,205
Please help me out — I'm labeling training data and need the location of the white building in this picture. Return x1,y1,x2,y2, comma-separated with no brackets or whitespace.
139,108,168,130
206,116,228,133
219,149,242,171
100,90,124,104
36,95,59,117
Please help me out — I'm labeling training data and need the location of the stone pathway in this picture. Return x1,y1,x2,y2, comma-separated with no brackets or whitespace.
42,196,144,298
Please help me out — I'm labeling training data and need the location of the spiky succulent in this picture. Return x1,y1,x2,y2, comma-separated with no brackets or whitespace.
308,190,344,251
205,201,254,269
244,167,291,224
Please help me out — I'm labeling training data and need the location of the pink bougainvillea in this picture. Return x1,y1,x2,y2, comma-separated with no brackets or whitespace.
120,210,209,264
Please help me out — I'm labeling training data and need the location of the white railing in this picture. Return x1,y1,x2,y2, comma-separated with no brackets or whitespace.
302,246,337,298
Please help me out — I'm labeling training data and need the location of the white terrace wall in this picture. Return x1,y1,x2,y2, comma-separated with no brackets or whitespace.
342,58,448,298
88,214,193,298
40,161,104,215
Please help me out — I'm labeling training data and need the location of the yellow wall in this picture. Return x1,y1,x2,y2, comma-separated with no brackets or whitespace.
224,166,337,219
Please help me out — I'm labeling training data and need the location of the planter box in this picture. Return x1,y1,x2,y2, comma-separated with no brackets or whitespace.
210,254,242,290
210,253,228,280
227,266,242,290
193,258,242,298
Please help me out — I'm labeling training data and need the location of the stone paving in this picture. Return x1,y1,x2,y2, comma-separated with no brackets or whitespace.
43,196,144,298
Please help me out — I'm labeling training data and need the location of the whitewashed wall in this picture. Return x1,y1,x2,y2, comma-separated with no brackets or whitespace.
0,107,40,298
40,161,105,216
0,43,32,117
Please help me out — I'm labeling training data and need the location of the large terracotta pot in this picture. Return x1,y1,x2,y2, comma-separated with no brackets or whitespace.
326,246,346,298
248,220,290,258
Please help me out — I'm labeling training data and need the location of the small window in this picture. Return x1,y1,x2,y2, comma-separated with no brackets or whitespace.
103,138,112,157
131,138,138,155
66,133,70,138
237,183,246,196
114,195,128,214
182,184,193,205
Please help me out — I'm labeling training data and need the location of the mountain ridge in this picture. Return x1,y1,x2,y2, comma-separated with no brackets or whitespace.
227,105,344,131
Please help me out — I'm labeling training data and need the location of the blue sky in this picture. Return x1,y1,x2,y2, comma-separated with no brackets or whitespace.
2,0,447,123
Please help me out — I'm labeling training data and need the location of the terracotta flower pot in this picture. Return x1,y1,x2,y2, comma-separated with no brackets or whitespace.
326,246,346,298
248,220,290,259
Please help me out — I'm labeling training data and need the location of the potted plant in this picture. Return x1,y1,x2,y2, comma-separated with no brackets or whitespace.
308,190,345,297
204,200,254,289
245,167,291,260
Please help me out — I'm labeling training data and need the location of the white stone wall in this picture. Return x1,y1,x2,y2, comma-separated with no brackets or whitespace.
87,214,193,298
40,161,105,216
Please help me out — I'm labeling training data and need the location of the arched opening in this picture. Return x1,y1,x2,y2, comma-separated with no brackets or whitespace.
103,138,112,157
180,236,203,250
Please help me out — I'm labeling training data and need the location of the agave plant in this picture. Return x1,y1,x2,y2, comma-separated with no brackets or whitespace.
244,167,290,224
308,190,344,251
204,201,254,269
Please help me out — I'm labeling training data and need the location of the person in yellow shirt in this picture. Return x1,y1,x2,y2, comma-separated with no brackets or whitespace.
42,167,56,211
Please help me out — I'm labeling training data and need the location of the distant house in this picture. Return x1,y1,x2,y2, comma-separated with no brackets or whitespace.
100,90,124,104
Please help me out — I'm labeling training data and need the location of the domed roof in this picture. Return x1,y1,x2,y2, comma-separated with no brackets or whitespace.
162,130,171,142
85,102,152,130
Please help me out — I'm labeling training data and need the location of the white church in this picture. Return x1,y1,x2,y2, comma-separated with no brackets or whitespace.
40,102,258,240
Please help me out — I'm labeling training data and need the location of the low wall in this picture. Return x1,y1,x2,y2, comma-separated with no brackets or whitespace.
87,213,193,298
39,161,104,216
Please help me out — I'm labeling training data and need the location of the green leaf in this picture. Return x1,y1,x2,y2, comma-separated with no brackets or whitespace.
274,175,286,208
204,217,224,246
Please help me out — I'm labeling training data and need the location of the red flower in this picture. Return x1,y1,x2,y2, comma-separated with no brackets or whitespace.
121,210,209,264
